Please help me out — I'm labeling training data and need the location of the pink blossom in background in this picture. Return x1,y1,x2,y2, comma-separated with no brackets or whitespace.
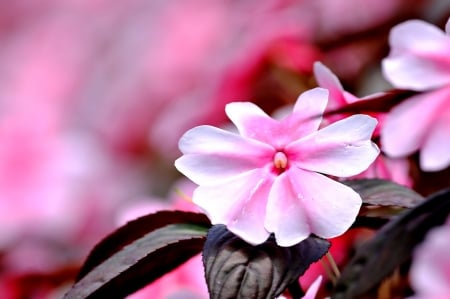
313,61,389,131
381,17,450,171
313,62,361,109
382,18,450,90
175,88,379,246
409,217,450,299
313,62,412,186
306,0,427,81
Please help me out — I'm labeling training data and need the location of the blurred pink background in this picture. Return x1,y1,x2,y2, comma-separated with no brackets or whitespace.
0,1,449,298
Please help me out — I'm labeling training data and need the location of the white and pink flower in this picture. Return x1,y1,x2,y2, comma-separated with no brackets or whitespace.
381,17,450,171
175,88,379,246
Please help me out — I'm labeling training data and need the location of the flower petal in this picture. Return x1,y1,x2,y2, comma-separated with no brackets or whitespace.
175,153,266,186
225,102,278,144
292,87,328,132
381,88,449,159
410,220,450,295
193,169,272,245
178,125,271,155
288,115,379,177
265,168,362,246
421,109,450,171
313,62,347,108
226,89,329,148
264,171,311,247
175,125,273,185
290,170,362,239
382,20,450,90
383,55,450,91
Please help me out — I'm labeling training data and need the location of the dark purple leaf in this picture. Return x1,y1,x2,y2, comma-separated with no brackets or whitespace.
64,211,210,299
203,225,330,299
76,210,210,281
324,89,416,116
344,179,423,208
332,188,450,299
344,179,424,230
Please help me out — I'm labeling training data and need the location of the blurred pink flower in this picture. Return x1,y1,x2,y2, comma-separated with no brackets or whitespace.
175,88,379,246
409,218,450,299
313,61,361,109
381,18,450,171
382,18,450,91
314,61,412,186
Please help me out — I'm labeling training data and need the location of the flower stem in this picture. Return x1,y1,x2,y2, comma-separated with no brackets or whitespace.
320,258,336,284
326,252,341,279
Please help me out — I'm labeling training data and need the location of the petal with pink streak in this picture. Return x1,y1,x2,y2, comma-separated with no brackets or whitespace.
313,62,347,108
178,125,272,155
175,153,269,186
420,108,450,171
389,20,449,52
226,89,328,148
291,87,328,132
383,20,450,90
381,89,448,158
288,115,379,177
176,125,273,185
265,168,361,246
225,102,278,144
258,88,329,149
288,170,362,239
383,55,450,91
264,171,312,247
193,169,272,245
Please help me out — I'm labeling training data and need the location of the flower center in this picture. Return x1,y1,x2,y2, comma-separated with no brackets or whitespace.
273,151,288,170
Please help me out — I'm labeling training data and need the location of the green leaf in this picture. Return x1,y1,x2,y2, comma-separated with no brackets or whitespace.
331,188,450,299
64,211,211,299
203,225,330,299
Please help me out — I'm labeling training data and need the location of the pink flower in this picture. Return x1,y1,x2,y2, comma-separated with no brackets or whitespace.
175,88,379,246
381,18,450,171
409,218,450,299
382,19,450,91
314,62,412,186
313,61,361,109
